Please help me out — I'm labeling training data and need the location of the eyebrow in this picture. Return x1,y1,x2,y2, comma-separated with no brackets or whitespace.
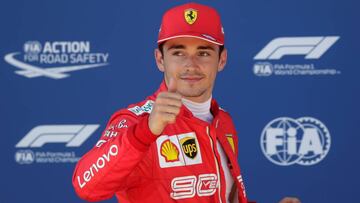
166,44,216,51
197,45,216,51
167,44,185,50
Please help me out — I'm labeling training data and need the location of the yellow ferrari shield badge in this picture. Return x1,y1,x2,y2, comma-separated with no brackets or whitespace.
226,134,236,153
184,9,197,25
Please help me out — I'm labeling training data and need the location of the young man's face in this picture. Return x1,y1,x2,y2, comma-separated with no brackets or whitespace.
155,37,227,103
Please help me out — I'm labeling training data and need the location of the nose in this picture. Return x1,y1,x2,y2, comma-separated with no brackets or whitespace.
184,55,200,70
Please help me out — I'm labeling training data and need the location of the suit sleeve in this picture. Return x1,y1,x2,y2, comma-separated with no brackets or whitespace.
72,111,157,201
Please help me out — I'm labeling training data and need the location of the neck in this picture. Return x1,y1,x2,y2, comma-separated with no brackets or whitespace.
182,96,213,123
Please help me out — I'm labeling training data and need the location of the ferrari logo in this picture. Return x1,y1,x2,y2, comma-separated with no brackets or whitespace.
226,134,235,153
184,9,197,25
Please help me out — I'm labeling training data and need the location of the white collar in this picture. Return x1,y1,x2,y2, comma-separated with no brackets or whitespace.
182,96,213,123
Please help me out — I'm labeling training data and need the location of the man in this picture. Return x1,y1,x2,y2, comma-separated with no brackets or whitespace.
72,2,300,203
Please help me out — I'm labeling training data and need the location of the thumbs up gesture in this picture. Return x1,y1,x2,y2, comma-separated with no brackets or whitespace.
148,78,182,135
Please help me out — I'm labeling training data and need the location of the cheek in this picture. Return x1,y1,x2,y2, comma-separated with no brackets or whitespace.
202,63,219,77
207,70,218,81
198,57,220,69
163,61,181,77
170,58,191,70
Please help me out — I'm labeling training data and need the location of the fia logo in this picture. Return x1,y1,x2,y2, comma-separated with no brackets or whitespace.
14,124,99,164
253,62,273,76
252,36,341,77
4,41,109,79
260,117,331,166
15,150,35,164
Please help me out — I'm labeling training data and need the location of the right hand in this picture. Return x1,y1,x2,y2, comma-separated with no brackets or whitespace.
148,78,182,135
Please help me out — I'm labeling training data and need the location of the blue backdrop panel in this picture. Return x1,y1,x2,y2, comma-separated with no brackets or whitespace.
1,0,359,202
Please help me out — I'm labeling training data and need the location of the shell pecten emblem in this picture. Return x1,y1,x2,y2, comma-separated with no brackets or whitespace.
160,140,180,162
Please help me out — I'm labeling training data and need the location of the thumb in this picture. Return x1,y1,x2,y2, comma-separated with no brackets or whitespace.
167,78,177,93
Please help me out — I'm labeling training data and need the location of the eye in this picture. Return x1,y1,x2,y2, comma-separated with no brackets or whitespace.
172,51,184,56
198,51,211,57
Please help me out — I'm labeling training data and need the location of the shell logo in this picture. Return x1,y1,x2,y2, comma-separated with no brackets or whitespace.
160,140,180,162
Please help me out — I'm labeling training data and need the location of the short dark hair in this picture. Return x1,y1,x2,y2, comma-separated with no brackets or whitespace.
158,43,224,58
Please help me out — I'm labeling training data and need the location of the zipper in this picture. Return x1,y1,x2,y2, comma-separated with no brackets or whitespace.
206,126,223,203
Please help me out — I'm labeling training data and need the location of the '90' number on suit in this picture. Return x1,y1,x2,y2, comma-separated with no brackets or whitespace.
170,174,218,199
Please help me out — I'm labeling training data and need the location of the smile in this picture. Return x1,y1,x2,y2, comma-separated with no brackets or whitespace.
180,76,204,83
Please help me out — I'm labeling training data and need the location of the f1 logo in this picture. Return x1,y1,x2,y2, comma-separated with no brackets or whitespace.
15,124,99,148
254,36,339,60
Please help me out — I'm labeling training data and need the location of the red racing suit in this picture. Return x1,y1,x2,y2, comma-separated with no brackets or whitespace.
72,82,249,203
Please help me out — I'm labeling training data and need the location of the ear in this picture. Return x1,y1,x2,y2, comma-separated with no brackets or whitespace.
217,48,227,72
155,48,165,72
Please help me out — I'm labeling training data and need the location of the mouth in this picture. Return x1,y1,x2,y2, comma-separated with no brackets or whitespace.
179,76,204,83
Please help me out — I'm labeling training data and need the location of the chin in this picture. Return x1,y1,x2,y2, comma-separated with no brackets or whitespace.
178,88,206,98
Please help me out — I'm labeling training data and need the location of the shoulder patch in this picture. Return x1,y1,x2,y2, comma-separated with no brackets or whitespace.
219,107,227,112
128,100,154,116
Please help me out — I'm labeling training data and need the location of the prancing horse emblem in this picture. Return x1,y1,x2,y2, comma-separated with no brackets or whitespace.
184,9,197,25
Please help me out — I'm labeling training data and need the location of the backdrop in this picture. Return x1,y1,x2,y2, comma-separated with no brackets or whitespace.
1,0,359,202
